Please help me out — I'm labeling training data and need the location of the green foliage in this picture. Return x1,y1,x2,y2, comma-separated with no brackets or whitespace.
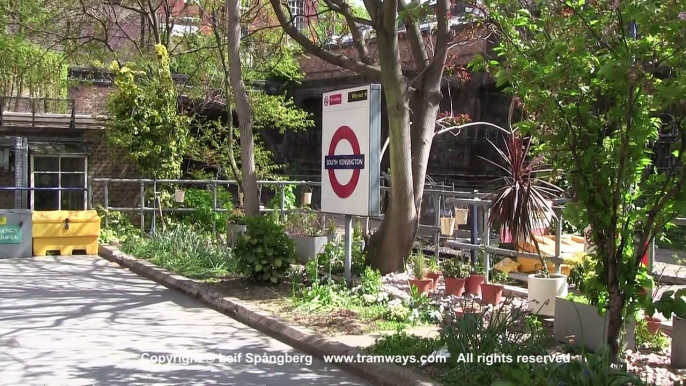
120,223,233,280
267,184,297,211
96,208,140,244
227,209,246,225
367,331,442,358
489,269,509,284
284,208,333,237
409,252,427,279
106,45,191,178
427,255,440,273
185,119,283,180
360,266,383,296
647,288,686,319
251,91,314,133
233,216,297,283
175,188,233,233
294,282,350,312
0,34,67,100
482,0,686,339
441,258,470,279
313,235,366,276
635,318,669,351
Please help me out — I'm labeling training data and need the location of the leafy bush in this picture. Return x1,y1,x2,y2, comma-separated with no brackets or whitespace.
441,259,470,278
490,269,509,284
233,216,297,283
294,282,350,312
359,266,383,296
227,209,245,225
120,223,232,279
635,318,669,351
409,252,427,279
313,235,366,276
179,188,233,232
96,208,140,244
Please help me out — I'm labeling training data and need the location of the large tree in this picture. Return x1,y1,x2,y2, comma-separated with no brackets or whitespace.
267,0,486,273
484,0,686,356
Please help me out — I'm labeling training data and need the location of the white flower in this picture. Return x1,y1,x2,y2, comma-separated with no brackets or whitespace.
679,11,686,20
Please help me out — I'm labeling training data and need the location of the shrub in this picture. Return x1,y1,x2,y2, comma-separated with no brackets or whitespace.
409,252,427,279
284,208,333,237
359,266,383,296
181,188,233,233
233,216,297,283
441,259,470,278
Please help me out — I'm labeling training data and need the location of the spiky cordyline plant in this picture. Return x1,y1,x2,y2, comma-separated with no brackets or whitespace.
482,128,563,278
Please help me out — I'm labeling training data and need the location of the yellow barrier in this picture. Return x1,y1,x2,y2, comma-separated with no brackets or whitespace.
32,210,100,256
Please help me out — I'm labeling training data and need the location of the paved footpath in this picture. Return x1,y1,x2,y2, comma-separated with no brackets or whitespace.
0,256,368,386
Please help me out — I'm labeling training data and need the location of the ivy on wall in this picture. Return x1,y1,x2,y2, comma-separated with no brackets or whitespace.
106,45,192,179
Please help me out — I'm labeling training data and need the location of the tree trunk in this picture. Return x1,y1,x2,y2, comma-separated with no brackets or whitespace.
366,27,417,274
606,251,626,358
409,89,442,209
226,0,259,217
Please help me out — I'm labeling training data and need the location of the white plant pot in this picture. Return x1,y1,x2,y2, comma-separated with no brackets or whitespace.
672,315,686,368
302,192,312,206
174,190,185,203
291,235,329,264
528,274,568,317
227,223,246,247
553,296,636,352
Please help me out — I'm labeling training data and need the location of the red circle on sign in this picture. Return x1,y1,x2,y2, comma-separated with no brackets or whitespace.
328,125,361,199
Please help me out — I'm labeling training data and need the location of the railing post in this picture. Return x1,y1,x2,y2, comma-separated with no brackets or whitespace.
554,214,563,274
483,208,491,283
140,180,145,234
212,183,217,236
0,96,4,126
104,180,110,228
470,204,478,264
280,185,286,223
31,99,36,127
151,178,157,235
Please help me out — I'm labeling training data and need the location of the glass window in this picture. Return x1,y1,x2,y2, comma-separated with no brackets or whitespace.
32,155,87,210
288,0,305,31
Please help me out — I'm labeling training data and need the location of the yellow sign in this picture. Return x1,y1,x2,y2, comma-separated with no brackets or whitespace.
0,217,6,225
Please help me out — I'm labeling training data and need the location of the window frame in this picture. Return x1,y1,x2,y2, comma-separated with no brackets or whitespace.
30,154,88,211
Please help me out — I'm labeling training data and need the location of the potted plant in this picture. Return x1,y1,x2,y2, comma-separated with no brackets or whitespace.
647,288,686,368
482,128,565,317
226,209,246,246
425,255,441,290
442,259,470,296
481,269,508,305
465,262,486,296
553,292,637,353
408,253,433,294
284,208,334,263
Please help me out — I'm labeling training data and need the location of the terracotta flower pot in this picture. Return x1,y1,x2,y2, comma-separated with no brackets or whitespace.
645,316,662,335
465,274,486,296
445,277,467,296
409,278,433,294
480,283,504,305
426,271,441,290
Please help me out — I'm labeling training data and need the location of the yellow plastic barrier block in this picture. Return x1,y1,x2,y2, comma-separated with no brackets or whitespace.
32,210,100,256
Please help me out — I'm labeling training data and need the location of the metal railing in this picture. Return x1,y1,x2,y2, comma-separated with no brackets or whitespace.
0,96,76,129
85,178,686,284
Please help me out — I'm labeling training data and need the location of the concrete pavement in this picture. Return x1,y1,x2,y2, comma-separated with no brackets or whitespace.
0,256,368,386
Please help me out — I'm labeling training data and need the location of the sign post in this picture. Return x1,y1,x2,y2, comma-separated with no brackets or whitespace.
322,84,381,287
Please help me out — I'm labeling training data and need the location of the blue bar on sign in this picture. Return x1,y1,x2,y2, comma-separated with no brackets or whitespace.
324,155,365,170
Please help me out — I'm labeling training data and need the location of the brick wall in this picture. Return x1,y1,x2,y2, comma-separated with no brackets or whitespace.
68,82,112,115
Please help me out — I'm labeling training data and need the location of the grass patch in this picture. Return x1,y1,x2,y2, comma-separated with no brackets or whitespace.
121,224,234,281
